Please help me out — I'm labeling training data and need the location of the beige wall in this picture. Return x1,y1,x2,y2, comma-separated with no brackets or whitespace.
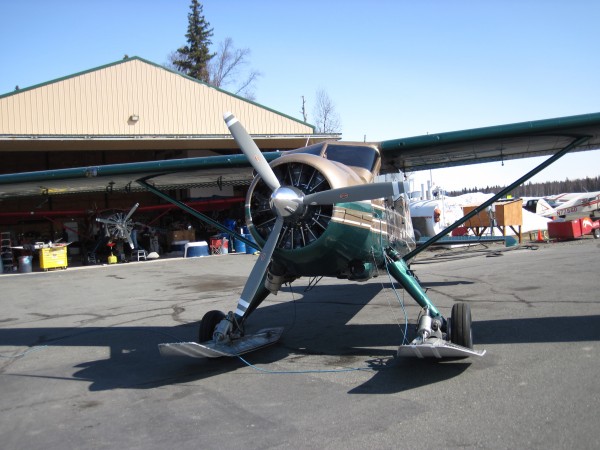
0,57,313,137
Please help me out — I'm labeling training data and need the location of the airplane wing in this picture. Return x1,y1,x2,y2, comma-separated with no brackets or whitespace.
0,152,282,198
378,112,600,173
2,112,600,198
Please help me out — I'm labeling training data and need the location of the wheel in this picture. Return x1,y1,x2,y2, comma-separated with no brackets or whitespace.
450,303,473,349
198,310,226,343
593,228,600,239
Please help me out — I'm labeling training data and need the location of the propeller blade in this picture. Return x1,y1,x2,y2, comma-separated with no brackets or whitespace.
236,216,284,318
125,234,135,250
303,181,401,205
124,203,140,221
96,218,117,225
224,112,281,192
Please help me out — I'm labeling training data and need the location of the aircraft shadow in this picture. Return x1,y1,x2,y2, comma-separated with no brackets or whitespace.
2,282,598,393
473,315,600,344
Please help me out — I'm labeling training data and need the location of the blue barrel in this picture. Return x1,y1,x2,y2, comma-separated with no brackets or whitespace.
245,234,259,254
234,238,246,254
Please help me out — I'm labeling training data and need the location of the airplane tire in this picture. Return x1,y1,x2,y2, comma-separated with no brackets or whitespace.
199,310,226,343
450,303,473,349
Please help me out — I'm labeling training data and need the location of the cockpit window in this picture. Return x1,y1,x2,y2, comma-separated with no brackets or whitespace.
286,142,380,173
323,144,379,172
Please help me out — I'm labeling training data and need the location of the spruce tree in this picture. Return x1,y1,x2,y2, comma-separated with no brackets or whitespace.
172,0,215,82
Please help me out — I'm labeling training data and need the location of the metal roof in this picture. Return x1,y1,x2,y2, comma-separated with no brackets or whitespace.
0,56,339,152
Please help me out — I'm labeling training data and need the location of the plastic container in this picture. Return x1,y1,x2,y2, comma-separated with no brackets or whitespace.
233,238,246,254
184,241,209,257
19,255,32,273
221,238,229,255
245,233,259,254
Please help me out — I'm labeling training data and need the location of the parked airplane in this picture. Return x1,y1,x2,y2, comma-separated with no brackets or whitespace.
523,191,600,221
547,192,600,220
523,197,556,216
1,112,600,359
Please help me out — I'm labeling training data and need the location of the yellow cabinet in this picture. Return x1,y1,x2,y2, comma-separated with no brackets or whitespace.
40,246,68,270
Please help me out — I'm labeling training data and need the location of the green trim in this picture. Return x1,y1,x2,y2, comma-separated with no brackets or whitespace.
380,112,600,152
0,151,282,185
386,256,441,318
264,220,375,277
0,56,316,132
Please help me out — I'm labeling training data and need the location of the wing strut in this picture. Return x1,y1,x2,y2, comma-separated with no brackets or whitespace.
136,177,257,249
402,135,592,261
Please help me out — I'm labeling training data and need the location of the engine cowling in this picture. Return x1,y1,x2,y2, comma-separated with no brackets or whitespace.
245,153,364,252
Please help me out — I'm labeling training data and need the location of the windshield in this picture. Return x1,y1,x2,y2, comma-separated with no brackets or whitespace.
324,144,379,172
286,142,380,173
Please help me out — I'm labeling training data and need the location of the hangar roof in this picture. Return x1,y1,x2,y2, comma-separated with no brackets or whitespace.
0,56,338,152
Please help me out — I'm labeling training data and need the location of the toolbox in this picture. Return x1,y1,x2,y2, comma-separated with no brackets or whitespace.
39,246,68,270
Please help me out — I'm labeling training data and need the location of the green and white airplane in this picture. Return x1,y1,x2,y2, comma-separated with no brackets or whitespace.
2,112,600,359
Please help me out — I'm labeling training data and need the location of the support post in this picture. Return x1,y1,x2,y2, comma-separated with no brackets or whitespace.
386,248,442,320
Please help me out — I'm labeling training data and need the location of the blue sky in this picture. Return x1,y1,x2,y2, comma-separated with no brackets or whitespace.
1,1,599,191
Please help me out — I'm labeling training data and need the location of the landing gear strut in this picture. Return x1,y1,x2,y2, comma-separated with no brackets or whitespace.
397,302,484,358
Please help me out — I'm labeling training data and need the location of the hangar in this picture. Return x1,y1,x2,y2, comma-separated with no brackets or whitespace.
0,56,338,260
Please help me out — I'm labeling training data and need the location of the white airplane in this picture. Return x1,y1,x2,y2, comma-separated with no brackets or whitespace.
545,192,600,220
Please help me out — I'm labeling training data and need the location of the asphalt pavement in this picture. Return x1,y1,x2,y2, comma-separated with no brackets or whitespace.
1,238,599,449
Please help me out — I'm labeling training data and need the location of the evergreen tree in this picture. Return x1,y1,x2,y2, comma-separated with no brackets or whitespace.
172,0,215,82
448,175,600,197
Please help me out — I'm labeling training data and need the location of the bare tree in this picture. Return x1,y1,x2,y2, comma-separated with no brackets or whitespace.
313,89,341,133
166,38,260,100
208,38,261,100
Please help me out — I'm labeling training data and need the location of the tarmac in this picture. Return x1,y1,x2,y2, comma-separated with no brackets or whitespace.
1,237,599,449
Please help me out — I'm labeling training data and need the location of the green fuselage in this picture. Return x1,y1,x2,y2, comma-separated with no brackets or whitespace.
249,201,390,279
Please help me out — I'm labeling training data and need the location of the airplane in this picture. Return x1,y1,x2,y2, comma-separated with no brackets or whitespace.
1,111,600,359
523,197,556,216
546,191,600,220
524,192,600,220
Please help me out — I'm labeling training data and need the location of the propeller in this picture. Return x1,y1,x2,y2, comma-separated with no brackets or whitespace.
96,202,139,249
224,112,403,320
237,215,284,309
224,112,280,192
302,181,401,205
